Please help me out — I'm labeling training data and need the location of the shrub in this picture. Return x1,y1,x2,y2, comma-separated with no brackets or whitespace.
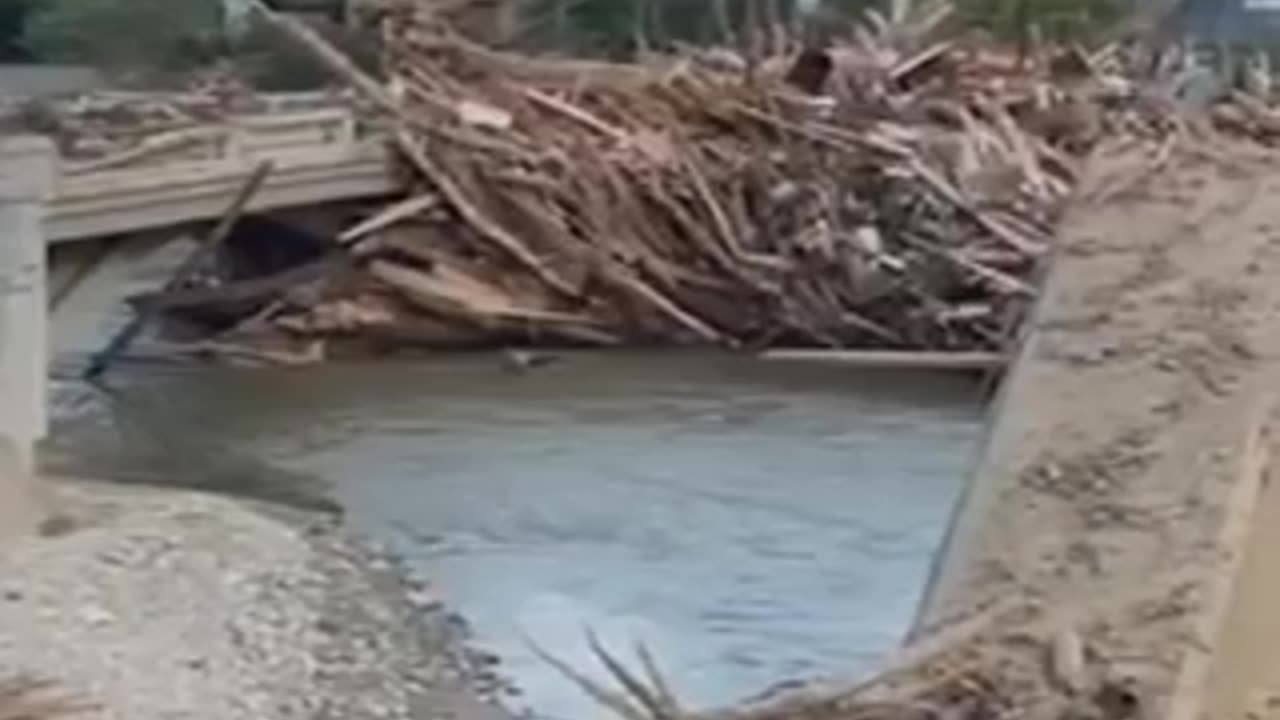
0,0,37,60
230,13,382,91
21,0,225,76
954,0,1128,43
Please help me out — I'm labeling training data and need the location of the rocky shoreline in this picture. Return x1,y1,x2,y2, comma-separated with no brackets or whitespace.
0,480,516,720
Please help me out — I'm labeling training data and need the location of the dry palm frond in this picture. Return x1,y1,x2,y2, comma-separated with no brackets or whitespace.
526,635,651,720
585,632,681,720
528,631,686,720
531,584,1184,720
634,641,682,718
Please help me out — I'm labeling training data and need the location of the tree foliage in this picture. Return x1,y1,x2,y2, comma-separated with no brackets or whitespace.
231,13,381,91
517,0,885,56
0,0,37,60
21,0,225,73
513,0,1124,57
951,0,1128,42
2,0,1134,90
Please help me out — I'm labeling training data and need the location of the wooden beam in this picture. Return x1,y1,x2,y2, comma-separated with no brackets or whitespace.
759,349,1006,372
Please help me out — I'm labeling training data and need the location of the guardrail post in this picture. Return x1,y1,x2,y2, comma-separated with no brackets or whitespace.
0,135,56,536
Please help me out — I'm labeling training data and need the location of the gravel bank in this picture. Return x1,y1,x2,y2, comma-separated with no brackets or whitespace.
0,480,516,720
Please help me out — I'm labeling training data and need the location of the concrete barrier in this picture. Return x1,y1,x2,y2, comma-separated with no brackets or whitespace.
0,65,105,98
0,135,55,536
913,147,1280,719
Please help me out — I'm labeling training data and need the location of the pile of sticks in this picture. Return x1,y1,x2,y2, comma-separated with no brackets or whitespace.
540,584,1184,720
257,0,1121,352
0,676,89,720
203,0,1280,356
0,82,351,166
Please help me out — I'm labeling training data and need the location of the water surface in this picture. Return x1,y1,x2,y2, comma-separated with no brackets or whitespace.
52,353,984,719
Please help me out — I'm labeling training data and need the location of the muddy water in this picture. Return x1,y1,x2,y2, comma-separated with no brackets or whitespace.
50,353,983,719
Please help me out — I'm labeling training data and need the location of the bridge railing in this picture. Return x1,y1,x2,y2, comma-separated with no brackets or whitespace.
0,107,402,534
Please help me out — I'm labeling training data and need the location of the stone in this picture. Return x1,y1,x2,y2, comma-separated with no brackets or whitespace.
78,604,116,627
406,588,443,611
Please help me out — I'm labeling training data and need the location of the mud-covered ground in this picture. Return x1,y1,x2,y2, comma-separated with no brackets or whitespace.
0,480,516,720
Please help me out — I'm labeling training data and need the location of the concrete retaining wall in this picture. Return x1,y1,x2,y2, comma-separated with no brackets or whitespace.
914,145,1280,719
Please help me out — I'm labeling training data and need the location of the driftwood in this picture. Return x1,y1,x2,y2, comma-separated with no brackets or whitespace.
126,1,1280,356
241,0,1112,351
127,254,344,315
60,127,225,175
84,161,275,379
0,677,93,720
0,76,351,165
338,194,441,244
530,566,1213,720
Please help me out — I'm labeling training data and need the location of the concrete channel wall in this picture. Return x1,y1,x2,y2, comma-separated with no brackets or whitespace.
914,145,1280,718
0,65,104,98
0,136,56,536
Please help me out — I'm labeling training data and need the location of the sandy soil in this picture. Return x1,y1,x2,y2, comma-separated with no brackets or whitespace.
913,140,1280,718
0,480,515,720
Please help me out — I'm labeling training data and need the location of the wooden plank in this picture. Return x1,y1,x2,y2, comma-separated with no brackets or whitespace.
759,349,1005,372
83,161,275,380
126,255,340,314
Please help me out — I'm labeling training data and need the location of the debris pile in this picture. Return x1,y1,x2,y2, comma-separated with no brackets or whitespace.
257,2,1128,352
0,676,88,720
545,580,1200,720
98,2,1280,359
0,81,352,168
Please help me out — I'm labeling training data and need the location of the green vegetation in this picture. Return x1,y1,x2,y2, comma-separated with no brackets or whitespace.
516,0,882,56
954,0,1128,43
20,0,224,74
0,0,373,88
0,0,1133,86
232,13,380,91
513,0,1129,56
0,0,37,60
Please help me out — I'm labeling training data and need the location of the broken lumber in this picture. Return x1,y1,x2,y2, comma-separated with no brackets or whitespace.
83,161,274,380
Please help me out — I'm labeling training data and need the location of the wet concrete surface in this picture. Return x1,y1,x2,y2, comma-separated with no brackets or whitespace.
48,353,984,719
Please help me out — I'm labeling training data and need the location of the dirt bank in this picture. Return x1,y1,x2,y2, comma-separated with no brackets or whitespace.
0,480,515,720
